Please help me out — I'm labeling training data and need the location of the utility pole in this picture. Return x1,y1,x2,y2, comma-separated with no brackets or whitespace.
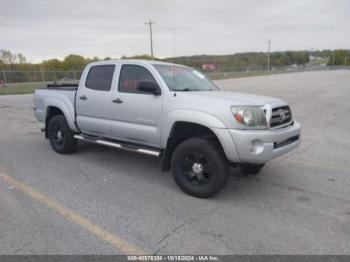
145,20,156,58
267,40,271,71
172,27,176,60
1,61,7,89
332,53,335,69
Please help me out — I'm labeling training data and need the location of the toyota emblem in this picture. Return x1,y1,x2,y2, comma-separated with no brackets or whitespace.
278,109,286,122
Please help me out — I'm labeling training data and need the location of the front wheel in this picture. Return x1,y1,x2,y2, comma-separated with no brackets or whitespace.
48,115,77,154
171,138,229,198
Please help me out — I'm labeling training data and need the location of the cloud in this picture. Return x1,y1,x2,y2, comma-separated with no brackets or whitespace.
1,0,349,62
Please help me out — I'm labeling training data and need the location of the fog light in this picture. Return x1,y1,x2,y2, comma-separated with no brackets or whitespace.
249,139,264,154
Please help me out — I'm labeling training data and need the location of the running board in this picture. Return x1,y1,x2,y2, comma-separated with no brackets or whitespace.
74,134,161,157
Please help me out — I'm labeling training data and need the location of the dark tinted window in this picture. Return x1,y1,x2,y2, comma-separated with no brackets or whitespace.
85,65,115,91
118,65,156,93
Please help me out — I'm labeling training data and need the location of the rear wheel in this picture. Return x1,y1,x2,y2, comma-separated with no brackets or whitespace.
48,115,77,154
171,138,229,198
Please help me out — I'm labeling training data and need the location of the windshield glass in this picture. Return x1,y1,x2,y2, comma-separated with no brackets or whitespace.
154,64,219,91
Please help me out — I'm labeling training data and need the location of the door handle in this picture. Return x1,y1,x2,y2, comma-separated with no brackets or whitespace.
79,95,87,100
112,98,123,104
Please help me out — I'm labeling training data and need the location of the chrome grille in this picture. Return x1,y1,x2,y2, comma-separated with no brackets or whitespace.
270,106,292,128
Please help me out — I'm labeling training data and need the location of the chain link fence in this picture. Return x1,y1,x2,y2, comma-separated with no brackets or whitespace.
0,70,83,95
1,70,82,84
205,65,350,80
0,66,349,95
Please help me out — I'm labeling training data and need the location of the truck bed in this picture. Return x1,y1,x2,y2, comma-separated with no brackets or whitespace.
33,87,77,124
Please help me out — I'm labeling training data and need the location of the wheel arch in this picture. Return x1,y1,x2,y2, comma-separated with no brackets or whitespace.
44,99,78,138
161,120,228,172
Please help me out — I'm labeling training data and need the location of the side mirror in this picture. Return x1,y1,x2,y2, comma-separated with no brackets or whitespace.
136,80,161,96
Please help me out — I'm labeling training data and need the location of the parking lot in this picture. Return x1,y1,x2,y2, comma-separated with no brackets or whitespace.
0,70,349,254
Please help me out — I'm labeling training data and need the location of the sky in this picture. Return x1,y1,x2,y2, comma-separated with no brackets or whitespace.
1,0,349,63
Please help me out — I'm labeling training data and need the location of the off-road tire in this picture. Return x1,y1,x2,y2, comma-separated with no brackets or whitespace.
48,115,77,154
171,137,229,198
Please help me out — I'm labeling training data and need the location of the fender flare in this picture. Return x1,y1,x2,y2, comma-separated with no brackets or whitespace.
160,109,227,148
160,110,240,171
44,97,79,133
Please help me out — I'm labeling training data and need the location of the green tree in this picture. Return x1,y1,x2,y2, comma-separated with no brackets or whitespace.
86,56,100,63
63,54,87,70
41,59,64,71
329,50,349,65
291,51,309,65
121,54,154,60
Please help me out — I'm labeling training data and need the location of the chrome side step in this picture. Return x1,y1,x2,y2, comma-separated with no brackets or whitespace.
74,134,161,157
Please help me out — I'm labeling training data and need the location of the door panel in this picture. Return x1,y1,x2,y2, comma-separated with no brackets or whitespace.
76,65,116,136
76,90,112,135
111,64,163,147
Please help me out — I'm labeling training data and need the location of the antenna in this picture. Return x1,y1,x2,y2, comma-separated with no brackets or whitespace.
172,27,176,60
173,27,176,92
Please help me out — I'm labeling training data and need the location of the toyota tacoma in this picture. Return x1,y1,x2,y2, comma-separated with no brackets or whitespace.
33,60,301,198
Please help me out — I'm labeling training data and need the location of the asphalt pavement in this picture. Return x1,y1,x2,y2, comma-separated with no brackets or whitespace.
0,70,349,254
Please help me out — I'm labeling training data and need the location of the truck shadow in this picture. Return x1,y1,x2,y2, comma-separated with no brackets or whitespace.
76,141,268,200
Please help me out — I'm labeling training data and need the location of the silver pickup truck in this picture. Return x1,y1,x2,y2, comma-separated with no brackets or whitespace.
33,60,301,198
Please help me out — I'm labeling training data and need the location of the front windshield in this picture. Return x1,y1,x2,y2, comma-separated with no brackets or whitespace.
154,64,219,91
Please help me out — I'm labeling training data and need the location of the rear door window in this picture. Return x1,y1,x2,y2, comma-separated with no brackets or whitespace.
85,65,115,91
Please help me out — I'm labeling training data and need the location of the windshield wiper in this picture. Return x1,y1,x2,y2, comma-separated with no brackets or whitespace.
175,88,191,92
175,87,204,92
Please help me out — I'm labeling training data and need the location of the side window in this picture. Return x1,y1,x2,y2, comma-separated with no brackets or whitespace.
118,65,157,94
85,65,115,91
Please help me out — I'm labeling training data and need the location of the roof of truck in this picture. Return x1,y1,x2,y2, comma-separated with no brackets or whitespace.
88,59,186,67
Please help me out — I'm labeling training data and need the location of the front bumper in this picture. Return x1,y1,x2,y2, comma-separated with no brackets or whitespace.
213,121,301,164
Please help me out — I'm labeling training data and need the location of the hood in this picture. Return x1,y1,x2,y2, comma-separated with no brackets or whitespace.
174,90,287,107
168,90,289,129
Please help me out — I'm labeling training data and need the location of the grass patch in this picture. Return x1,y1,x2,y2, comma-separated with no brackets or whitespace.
0,82,48,95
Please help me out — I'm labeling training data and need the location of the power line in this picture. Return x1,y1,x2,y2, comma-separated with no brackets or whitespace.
145,20,156,58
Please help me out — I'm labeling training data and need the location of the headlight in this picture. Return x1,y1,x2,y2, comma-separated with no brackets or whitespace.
231,106,267,129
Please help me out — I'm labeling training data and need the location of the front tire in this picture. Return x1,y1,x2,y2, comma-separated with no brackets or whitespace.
48,115,77,154
171,138,229,198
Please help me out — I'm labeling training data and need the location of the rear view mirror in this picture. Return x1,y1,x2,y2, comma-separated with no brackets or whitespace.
136,80,161,96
